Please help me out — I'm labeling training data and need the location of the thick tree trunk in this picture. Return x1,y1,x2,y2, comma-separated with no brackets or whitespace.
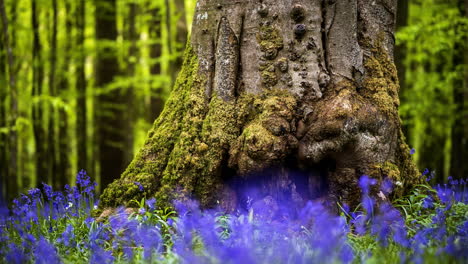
101,0,420,211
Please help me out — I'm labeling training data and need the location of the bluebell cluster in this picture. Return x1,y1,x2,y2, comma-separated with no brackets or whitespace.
0,170,467,264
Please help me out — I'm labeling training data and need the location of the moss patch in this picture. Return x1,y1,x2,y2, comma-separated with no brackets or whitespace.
229,89,297,175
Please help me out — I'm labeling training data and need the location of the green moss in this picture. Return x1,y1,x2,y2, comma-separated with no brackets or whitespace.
361,41,400,119
229,89,297,175
100,44,207,208
257,25,283,60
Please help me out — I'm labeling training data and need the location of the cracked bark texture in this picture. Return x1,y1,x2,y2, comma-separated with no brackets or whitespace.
100,0,420,212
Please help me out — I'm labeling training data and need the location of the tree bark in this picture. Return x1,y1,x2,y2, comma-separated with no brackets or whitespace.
48,0,59,189
450,0,468,179
166,0,188,85
76,0,87,174
148,1,164,120
94,0,127,190
57,0,72,186
101,0,420,211
31,0,48,187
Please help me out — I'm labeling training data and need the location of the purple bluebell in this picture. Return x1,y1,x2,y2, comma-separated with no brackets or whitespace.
381,178,393,195
34,237,61,264
422,196,434,209
89,244,114,264
359,175,377,194
76,169,91,188
134,182,144,192
58,224,75,247
42,183,53,200
410,148,416,155
146,198,156,211
5,243,28,264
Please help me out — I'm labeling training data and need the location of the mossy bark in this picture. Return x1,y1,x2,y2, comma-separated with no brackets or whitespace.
101,0,420,211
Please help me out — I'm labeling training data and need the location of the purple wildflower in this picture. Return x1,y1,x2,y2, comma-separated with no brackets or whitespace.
76,169,91,188
146,198,156,211
359,175,377,195
5,243,28,264
134,182,144,192
42,183,53,201
381,178,393,195
34,237,61,264
58,224,75,247
90,244,114,264
422,196,434,209
410,148,416,155
422,168,429,176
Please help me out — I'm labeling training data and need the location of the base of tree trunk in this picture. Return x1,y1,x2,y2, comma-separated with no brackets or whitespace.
100,0,421,212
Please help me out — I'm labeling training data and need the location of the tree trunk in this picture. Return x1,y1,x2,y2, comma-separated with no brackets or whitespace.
76,0,87,174
101,0,420,211
48,0,59,189
123,2,138,165
94,0,127,190
57,0,72,186
148,1,164,120
166,0,188,84
395,0,408,137
0,5,6,200
32,0,48,187
450,0,468,179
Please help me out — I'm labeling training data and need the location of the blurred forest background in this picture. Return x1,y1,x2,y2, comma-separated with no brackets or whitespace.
0,0,466,201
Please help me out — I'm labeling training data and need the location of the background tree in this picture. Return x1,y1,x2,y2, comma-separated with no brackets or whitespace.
100,0,421,211
398,0,468,182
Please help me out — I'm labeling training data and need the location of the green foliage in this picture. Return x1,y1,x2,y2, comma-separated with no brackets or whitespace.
0,0,196,198
397,0,468,179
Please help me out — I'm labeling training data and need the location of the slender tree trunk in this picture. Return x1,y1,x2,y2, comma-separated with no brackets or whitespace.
450,0,468,179
101,0,420,211
56,0,72,186
0,0,17,200
123,2,138,164
148,1,163,120
76,0,87,174
0,0,8,200
166,0,188,84
94,0,126,190
32,0,48,187
48,0,59,188
395,0,409,137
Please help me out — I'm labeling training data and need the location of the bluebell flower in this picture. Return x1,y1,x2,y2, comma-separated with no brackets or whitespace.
410,148,416,155
5,243,28,264
139,207,146,215
134,182,144,192
28,188,42,205
42,183,53,201
90,244,114,264
359,175,377,194
76,169,91,188
146,198,156,211
436,184,452,204
422,196,434,209
35,237,61,264
422,168,429,176
381,178,393,195
362,195,375,215
58,224,75,247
